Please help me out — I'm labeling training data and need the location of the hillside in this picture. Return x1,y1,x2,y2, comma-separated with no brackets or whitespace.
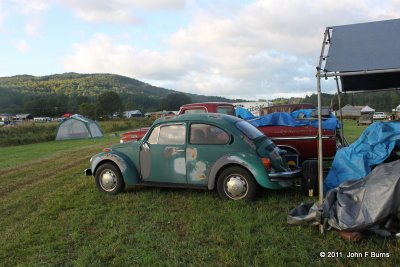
0,73,230,115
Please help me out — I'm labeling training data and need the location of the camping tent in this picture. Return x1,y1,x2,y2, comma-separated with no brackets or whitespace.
55,115,103,140
315,19,400,232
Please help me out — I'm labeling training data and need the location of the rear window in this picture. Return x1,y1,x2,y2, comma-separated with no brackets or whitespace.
182,108,206,114
217,106,235,116
235,121,264,140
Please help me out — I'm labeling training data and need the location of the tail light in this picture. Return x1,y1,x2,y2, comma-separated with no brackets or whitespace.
261,157,271,170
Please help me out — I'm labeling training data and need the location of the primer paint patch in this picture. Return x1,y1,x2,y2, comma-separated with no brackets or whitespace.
174,157,186,175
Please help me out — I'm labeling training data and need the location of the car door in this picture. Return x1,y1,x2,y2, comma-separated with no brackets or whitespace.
186,123,231,185
139,123,187,184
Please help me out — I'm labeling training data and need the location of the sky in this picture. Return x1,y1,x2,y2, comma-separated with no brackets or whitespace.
0,0,400,100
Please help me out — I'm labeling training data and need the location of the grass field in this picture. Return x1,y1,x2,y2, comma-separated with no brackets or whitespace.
1,120,398,266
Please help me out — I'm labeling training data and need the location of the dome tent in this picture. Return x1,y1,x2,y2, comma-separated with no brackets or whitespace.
55,115,103,140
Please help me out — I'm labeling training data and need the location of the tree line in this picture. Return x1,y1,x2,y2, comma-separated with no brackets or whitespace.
0,73,227,118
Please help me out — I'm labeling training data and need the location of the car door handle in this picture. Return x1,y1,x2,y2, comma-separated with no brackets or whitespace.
175,149,185,152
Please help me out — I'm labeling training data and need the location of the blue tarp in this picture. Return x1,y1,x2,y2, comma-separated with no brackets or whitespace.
235,107,339,131
324,122,400,192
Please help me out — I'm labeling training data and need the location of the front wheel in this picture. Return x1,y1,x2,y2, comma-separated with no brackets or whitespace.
217,166,258,200
95,163,125,194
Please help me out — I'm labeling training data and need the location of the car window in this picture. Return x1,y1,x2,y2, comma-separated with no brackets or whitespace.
190,123,230,144
182,108,206,114
157,124,186,145
217,106,235,116
236,120,264,140
147,126,160,144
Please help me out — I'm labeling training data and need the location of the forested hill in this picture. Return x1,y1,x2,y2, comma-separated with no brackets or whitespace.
0,73,230,116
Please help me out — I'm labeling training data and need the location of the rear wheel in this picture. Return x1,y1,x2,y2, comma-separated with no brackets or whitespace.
95,163,125,194
217,167,257,200
301,160,318,197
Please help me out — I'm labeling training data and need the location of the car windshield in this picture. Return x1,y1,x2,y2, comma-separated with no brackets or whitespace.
235,120,264,140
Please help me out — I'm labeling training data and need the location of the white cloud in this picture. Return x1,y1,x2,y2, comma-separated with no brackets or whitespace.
62,0,400,100
11,0,48,15
60,0,186,23
13,40,30,52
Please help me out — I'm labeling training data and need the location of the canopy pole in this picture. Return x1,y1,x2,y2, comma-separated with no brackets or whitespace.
316,74,324,234
316,28,329,234
335,77,344,138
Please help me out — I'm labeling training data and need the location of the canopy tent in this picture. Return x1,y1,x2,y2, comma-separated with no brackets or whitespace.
360,105,375,113
55,115,103,140
316,19,400,233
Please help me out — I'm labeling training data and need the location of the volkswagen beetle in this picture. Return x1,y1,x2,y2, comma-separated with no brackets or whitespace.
85,113,301,200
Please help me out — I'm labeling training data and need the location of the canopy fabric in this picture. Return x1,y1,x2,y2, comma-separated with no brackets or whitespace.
323,19,400,91
360,105,375,113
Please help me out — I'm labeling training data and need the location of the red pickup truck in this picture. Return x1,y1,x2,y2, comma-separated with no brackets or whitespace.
120,102,346,195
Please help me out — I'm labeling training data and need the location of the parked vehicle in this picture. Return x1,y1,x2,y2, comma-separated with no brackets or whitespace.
120,102,235,143
373,112,386,120
85,114,301,200
120,102,346,196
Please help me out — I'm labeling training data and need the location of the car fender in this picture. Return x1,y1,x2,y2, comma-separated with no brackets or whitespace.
207,152,285,190
91,152,139,185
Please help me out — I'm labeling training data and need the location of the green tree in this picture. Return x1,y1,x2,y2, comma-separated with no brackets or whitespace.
160,93,192,111
96,91,121,118
79,103,97,118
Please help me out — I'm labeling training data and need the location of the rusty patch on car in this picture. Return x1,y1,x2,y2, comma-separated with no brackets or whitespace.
186,148,197,160
190,161,207,180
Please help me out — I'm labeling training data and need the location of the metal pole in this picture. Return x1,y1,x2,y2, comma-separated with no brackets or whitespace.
316,74,324,234
315,28,329,234
335,77,344,136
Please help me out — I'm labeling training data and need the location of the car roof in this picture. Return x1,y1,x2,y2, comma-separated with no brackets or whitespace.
153,113,242,126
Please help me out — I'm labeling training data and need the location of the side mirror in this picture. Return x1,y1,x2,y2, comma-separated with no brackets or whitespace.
142,142,150,151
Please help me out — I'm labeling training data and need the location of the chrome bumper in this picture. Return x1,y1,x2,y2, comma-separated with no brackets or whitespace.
268,168,302,181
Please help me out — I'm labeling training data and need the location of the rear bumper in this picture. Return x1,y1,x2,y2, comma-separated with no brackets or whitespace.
84,168,93,176
268,168,302,182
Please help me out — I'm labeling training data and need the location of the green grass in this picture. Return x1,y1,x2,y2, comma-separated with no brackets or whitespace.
0,118,153,147
342,119,369,144
1,121,398,266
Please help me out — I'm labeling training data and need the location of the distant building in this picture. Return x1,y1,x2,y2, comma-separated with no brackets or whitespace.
123,110,143,118
336,104,362,118
15,114,34,121
0,113,14,122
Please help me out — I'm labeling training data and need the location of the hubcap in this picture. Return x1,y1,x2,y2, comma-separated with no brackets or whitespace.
225,175,248,199
100,170,117,191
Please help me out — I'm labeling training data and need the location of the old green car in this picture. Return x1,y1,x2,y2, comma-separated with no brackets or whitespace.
85,113,301,200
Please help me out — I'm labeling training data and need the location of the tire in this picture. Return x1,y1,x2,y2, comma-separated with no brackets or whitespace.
217,166,258,200
95,163,125,194
301,160,318,197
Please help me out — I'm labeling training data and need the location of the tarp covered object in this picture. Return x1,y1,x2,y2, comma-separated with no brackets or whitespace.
235,107,339,131
288,160,400,233
55,115,103,140
324,122,400,192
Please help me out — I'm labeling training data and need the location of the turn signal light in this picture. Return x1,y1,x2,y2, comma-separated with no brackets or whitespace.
103,148,112,152
261,157,271,170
